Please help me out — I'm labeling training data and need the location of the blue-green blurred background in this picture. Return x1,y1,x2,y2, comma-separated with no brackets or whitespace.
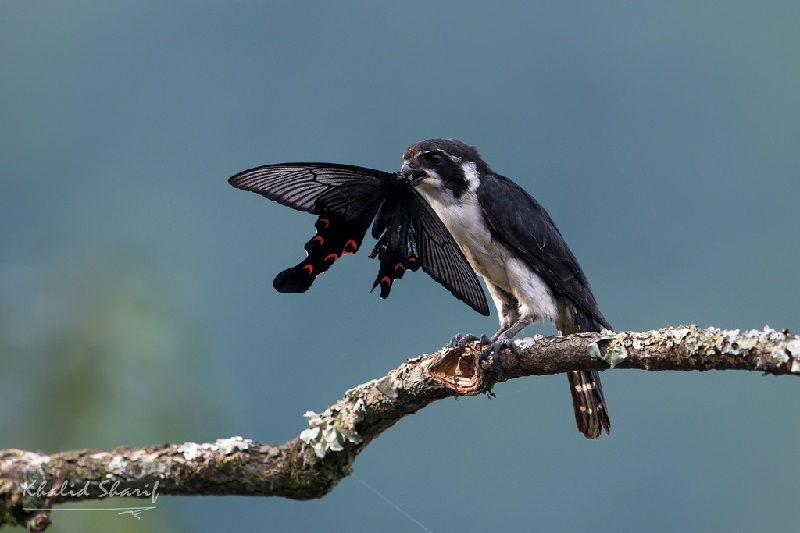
2,1,799,532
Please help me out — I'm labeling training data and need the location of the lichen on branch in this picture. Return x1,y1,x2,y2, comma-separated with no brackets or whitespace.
2,325,797,531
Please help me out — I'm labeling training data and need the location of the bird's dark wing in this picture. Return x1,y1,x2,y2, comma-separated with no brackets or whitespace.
229,163,387,292
369,185,490,316
477,174,609,329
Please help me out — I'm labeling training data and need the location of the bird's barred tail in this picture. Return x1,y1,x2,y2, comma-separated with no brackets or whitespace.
567,370,610,439
567,312,612,438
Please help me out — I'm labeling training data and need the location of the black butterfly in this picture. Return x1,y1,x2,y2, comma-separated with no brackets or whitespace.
228,163,489,316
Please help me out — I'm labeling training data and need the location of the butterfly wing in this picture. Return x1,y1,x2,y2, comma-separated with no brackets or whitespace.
369,183,490,316
229,163,489,315
229,163,388,292
228,162,388,216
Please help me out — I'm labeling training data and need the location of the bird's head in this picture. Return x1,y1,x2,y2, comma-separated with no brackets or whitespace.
400,139,489,200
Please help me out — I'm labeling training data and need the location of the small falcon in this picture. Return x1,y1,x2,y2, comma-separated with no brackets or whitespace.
401,139,612,439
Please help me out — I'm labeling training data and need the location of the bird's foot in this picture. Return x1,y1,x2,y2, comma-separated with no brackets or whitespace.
447,333,490,351
478,337,521,383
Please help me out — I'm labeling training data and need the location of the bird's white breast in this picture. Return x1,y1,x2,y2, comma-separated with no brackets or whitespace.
424,189,514,291
416,163,558,325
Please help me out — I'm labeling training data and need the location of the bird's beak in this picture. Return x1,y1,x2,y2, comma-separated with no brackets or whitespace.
400,162,424,185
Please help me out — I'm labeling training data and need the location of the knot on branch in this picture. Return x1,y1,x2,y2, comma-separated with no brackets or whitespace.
429,339,521,394
429,342,484,394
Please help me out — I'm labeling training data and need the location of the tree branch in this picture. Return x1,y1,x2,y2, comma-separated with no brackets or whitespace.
2,325,798,530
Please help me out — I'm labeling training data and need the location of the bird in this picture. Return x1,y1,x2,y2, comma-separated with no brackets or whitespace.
228,140,611,438
401,138,612,439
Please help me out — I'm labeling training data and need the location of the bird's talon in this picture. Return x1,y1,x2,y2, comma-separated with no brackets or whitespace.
478,338,521,381
447,333,487,351
495,338,521,360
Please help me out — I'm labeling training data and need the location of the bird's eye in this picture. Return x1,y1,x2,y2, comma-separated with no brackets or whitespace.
425,152,444,166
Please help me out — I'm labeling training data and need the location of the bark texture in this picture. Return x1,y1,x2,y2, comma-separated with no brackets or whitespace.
2,325,798,531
